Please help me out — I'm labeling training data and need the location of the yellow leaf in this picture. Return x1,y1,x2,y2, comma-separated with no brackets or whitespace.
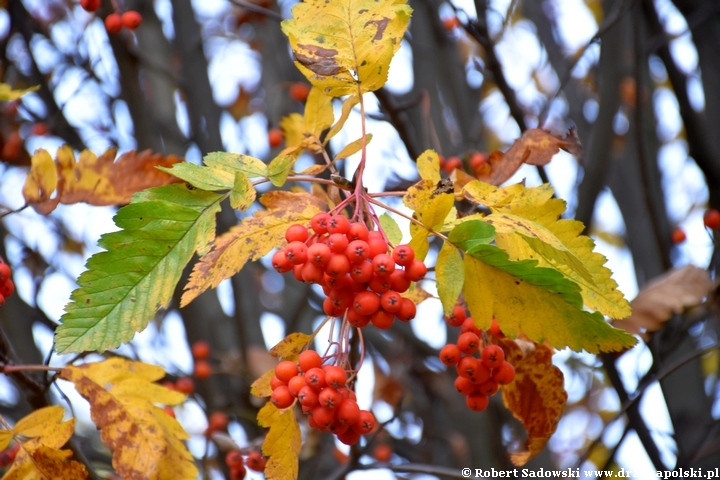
462,180,524,208
258,402,301,480
463,255,635,353
436,242,464,315
230,172,256,211
325,95,359,143
404,179,455,260
304,87,334,137
22,146,183,215
0,83,39,100
251,369,276,398
400,285,434,305
22,149,58,206
334,134,372,160
493,183,631,319
269,332,312,360
280,113,307,151
2,406,88,480
499,338,568,466
59,358,196,480
281,0,412,97
0,431,11,451
417,149,441,183
181,192,325,305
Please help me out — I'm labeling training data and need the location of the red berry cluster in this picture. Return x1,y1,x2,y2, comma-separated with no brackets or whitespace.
270,350,376,446
704,208,720,230
272,213,426,329
439,306,515,412
0,261,15,307
225,450,266,479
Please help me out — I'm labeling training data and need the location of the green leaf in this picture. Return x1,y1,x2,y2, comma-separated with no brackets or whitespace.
230,172,255,211
436,242,464,315
268,154,297,187
203,152,268,178
55,184,224,353
448,220,495,252
379,213,402,246
158,162,235,191
417,149,441,183
334,134,372,160
0,83,39,100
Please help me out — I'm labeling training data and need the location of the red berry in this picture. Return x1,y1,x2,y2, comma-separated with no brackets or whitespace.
225,450,244,469
285,224,309,242
445,305,466,326
439,344,461,366
395,298,416,321
337,427,362,445
2,132,21,159
347,309,370,328
460,317,482,336
289,82,311,102
347,222,369,241
275,360,299,383
368,275,391,294
80,0,100,12
379,290,402,313
367,236,388,258
444,156,462,173
301,262,324,283
324,365,348,388
175,377,195,394
285,241,308,265
346,240,371,263
353,290,380,315
268,128,283,148
298,350,322,373
271,385,294,409
305,367,326,391
489,317,504,337
121,10,142,30
0,263,11,282
246,451,267,472
307,243,332,267
492,361,515,385
350,260,374,283
193,360,212,379
392,245,415,266
454,376,477,396
404,259,427,281
671,227,686,244
373,443,393,462
270,376,285,390
311,213,332,234
389,269,411,293
353,410,375,434
105,13,123,34
208,411,229,431
456,356,479,379
288,375,307,397
230,464,247,480
457,332,481,355
336,398,361,425
466,393,489,412
319,387,342,409
298,385,319,407
328,215,350,234
442,16,461,31
481,344,505,369
191,340,210,360
372,254,395,277
311,405,335,429
271,249,293,273
704,209,720,230
478,379,499,396
162,406,175,418
470,152,486,169
370,309,394,329
31,123,48,136
326,233,349,253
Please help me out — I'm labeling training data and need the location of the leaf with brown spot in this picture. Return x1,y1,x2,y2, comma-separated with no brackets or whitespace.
281,0,412,97
1,406,88,480
258,403,302,480
477,128,582,186
59,358,195,480
23,146,182,214
181,191,325,306
612,265,712,341
497,338,568,466
269,332,312,360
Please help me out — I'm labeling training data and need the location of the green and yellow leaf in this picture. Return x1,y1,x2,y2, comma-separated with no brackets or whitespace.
181,191,325,306
0,83,39,101
281,0,412,97
258,403,302,480
204,152,269,178
417,149,441,184
230,172,256,211
268,154,297,187
379,213,403,246
404,180,455,260
59,358,194,480
55,184,223,353
436,241,464,315
334,134,372,160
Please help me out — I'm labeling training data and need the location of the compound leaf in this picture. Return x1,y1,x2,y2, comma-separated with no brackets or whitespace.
55,185,223,353
59,358,194,480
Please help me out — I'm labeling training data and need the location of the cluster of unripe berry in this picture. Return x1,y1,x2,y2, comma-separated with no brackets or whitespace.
224,449,266,480
0,261,15,307
270,350,376,446
439,306,515,412
79,0,142,34
273,213,426,329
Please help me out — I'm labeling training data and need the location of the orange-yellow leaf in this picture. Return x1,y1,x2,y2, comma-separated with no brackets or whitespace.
498,338,567,466
400,285,434,305
59,358,196,480
478,128,582,186
1,406,88,480
23,146,182,214
181,191,325,305
269,332,312,360
258,402,301,480
251,369,276,398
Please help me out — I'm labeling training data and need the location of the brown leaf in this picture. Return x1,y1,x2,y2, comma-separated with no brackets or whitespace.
612,265,712,341
499,338,568,466
478,128,582,186
23,146,182,214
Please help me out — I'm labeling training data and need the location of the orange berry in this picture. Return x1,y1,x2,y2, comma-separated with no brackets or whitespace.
80,0,100,12
469,152,486,169
162,406,175,418
121,11,142,30
372,443,392,462
704,209,720,230
2,131,22,159
175,377,195,394
268,128,283,148
246,451,267,472
31,123,48,136
193,360,212,379
444,156,462,173
208,411,229,432
671,227,686,244
191,340,210,360
442,16,461,31
105,13,123,34
289,82,311,102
